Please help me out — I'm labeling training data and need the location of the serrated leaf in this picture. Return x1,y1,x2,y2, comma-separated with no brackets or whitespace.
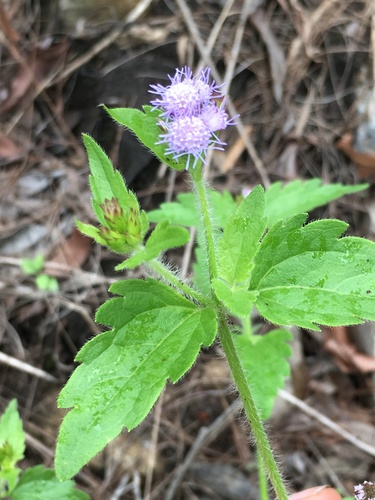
116,221,190,270
250,216,375,330
212,279,257,317
82,134,128,209
75,220,106,246
265,179,368,227
148,190,237,228
234,329,292,419
12,466,89,500
56,279,217,480
104,106,188,171
148,181,368,230
217,186,267,285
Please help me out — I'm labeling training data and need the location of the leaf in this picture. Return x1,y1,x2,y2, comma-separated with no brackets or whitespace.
0,400,25,496
212,279,257,317
217,186,267,285
116,221,190,270
234,329,292,419
82,134,128,209
104,106,187,171
250,216,375,330
12,466,89,500
35,274,59,292
75,220,105,245
265,179,368,227
56,279,217,480
20,255,44,275
148,190,238,228
0,400,25,469
148,181,368,230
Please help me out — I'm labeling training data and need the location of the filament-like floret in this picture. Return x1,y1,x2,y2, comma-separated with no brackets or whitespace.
150,66,234,168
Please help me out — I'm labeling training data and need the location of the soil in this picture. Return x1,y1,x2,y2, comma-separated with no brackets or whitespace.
0,1,374,499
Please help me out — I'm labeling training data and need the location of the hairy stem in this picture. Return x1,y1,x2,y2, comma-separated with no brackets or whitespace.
218,318,288,499
146,259,210,306
190,165,288,499
190,165,218,287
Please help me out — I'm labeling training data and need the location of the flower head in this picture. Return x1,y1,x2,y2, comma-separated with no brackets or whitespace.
354,481,375,500
150,66,234,168
150,66,222,119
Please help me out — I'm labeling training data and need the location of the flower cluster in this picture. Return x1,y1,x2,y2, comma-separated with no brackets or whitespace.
354,482,375,500
149,67,234,169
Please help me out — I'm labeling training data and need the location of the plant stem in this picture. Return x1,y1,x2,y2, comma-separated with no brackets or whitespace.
146,259,210,306
218,318,288,500
242,314,253,339
190,165,218,285
190,165,288,499
257,451,269,500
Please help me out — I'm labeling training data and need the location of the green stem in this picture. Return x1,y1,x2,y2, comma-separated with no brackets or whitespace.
257,451,269,500
146,259,210,306
218,318,288,499
189,166,288,499
242,314,253,340
219,318,288,500
190,165,218,285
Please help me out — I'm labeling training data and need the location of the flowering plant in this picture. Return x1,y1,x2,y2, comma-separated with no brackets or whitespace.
55,67,374,498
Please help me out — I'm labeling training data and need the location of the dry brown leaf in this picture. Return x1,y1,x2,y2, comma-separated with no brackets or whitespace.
0,131,22,159
324,326,375,374
336,132,375,180
220,125,252,173
48,228,92,277
0,37,69,115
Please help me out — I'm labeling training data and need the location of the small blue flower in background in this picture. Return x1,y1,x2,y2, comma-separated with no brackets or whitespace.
149,66,234,169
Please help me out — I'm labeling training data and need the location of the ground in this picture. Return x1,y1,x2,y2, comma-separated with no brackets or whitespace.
0,0,374,499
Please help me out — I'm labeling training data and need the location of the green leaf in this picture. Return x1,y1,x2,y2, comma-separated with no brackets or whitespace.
0,400,25,470
20,255,44,275
116,221,190,270
148,190,237,228
148,181,368,230
35,274,59,292
0,400,25,496
82,134,128,209
75,220,105,245
265,179,368,227
217,186,267,285
234,329,292,419
104,106,188,171
250,216,375,330
212,279,257,317
56,279,217,480
12,466,89,500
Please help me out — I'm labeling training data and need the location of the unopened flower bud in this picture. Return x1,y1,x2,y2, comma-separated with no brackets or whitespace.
100,198,127,233
98,226,133,253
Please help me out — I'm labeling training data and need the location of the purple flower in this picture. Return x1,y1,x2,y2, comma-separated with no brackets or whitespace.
201,101,232,133
157,115,225,169
149,66,234,169
354,481,375,500
149,67,222,119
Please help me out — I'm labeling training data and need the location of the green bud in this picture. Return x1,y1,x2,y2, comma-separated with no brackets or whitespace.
98,226,133,253
100,198,127,233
